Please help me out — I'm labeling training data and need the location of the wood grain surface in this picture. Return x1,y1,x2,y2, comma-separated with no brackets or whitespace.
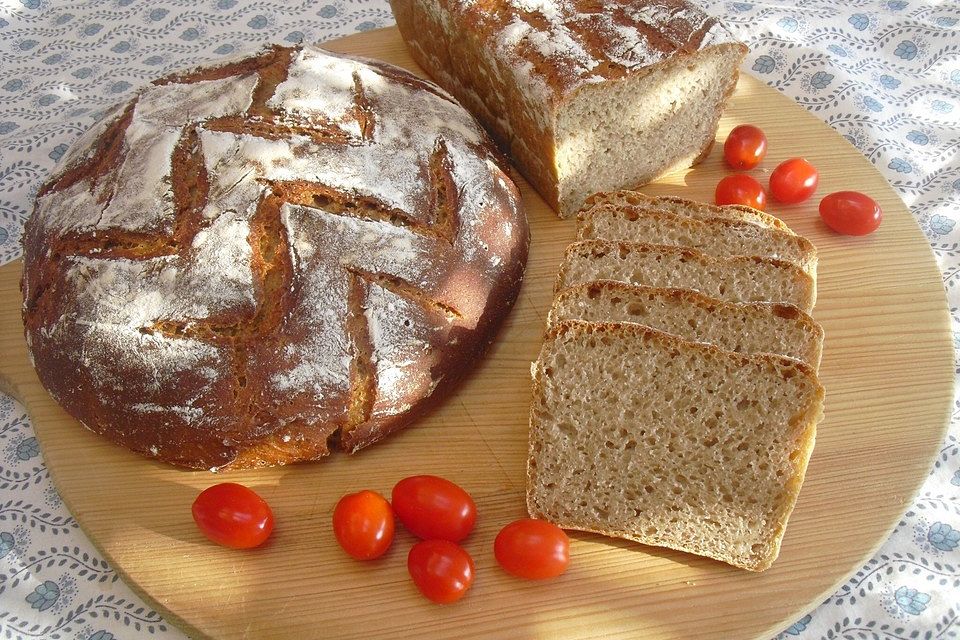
0,27,954,640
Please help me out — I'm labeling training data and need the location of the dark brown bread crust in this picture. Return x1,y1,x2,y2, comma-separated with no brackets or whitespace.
22,45,529,470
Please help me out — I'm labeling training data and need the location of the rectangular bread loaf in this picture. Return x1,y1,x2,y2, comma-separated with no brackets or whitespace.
548,280,823,367
581,190,791,233
579,205,818,275
391,0,748,216
555,240,817,311
527,320,825,571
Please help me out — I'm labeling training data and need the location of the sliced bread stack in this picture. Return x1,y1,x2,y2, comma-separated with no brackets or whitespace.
528,193,826,572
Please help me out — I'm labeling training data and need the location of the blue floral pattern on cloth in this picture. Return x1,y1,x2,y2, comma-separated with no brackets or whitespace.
0,1,958,638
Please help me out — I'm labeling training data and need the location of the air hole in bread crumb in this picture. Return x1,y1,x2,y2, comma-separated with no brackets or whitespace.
625,440,637,450
626,302,646,316
736,442,748,452
702,436,718,447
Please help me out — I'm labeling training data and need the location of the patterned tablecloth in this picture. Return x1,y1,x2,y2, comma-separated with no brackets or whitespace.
0,1,958,638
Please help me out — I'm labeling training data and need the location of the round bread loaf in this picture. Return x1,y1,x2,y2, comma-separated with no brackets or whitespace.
21,45,529,470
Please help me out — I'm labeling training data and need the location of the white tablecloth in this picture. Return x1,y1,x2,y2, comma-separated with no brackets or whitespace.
0,1,958,637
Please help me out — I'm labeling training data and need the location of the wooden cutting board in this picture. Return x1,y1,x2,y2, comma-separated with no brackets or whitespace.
0,26,953,640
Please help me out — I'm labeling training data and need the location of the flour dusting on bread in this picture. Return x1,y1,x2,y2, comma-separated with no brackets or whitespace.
22,45,529,470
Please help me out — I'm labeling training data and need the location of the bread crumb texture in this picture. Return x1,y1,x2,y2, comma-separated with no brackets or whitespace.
556,240,816,311
527,321,824,571
549,281,823,366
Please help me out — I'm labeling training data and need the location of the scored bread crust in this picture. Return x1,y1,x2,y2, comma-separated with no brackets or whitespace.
580,191,793,234
391,0,748,215
578,205,818,275
21,45,529,470
547,280,824,367
527,320,824,571
555,239,817,311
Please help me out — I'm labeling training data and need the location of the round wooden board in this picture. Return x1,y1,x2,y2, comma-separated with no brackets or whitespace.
0,26,954,640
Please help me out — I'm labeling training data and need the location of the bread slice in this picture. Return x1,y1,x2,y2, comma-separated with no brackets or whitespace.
581,191,792,234
548,281,823,367
555,240,817,312
579,205,817,276
527,321,824,571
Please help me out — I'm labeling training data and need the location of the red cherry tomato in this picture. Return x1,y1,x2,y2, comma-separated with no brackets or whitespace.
392,475,477,542
715,174,767,210
769,158,819,203
723,124,768,170
819,191,882,235
192,483,274,549
407,539,475,604
333,490,395,560
494,519,570,580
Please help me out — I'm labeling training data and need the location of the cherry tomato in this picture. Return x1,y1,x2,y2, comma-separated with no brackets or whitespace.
715,174,767,210
192,483,274,549
494,519,570,580
392,475,477,542
333,490,395,560
407,539,475,604
769,158,819,203
819,191,882,235
723,124,768,170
